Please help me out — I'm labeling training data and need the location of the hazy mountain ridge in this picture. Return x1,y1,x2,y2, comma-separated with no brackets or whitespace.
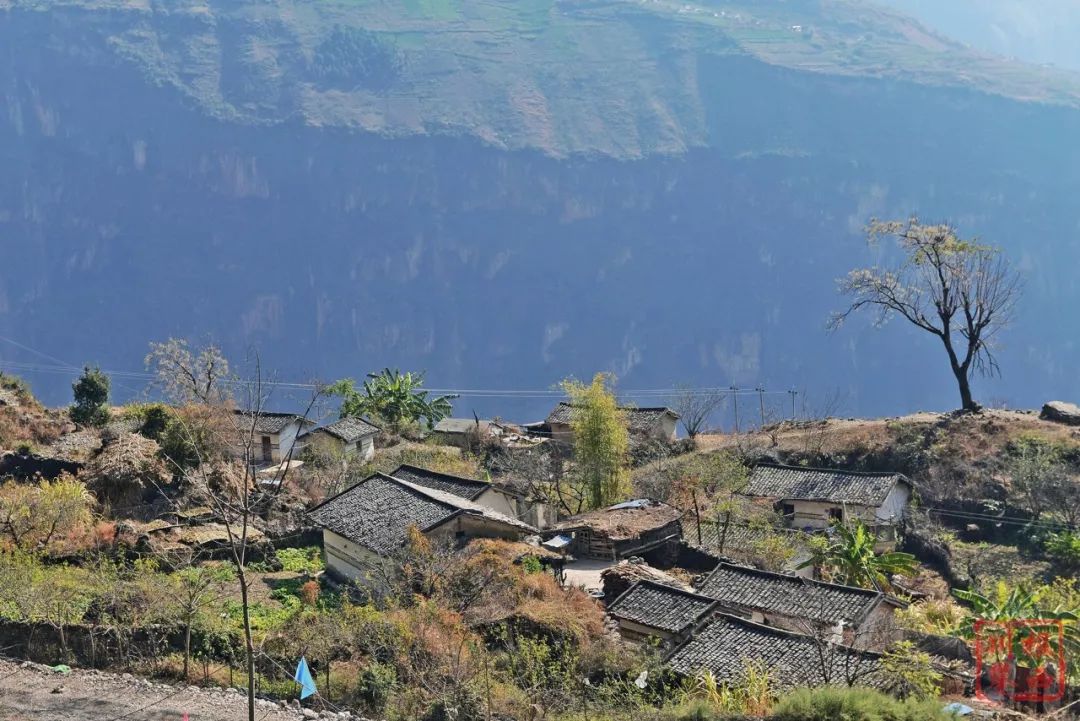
3,2,1080,418
7,0,1080,157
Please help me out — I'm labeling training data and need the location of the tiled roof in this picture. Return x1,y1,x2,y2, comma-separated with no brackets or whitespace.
545,403,678,433
666,614,884,690
548,499,683,541
607,581,718,635
305,416,379,443
389,464,490,501
696,562,882,626
740,464,908,506
307,473,535,556
232,410,309,435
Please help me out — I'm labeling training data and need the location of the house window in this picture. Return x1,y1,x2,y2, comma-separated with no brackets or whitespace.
261,435,272,461
828,507,843,523
781,503,795,519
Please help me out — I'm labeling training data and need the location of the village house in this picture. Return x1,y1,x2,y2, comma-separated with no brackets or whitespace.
389,464,558,529
431,417,507,447
606,580,719,645
665,613,885,691
300,416,380,461
694,562,903,649
231,410,314,465
544,498,683,561
542,402,680,443
739,464,912,546
306,472,538,582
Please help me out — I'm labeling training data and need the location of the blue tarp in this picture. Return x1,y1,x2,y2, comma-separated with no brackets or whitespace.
294,657,317,700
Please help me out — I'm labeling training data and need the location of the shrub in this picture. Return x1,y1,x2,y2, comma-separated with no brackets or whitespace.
275,546,325,574
1045,531,1080,571
70,366,110,427
356,662,397,713
770,686,949,721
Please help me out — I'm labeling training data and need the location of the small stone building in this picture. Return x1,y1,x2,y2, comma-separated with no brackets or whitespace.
544,498,683,561
301,416,379,461
607,580,718,644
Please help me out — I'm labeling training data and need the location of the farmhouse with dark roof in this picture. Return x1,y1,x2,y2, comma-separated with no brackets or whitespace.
389,464,557,528
606,580,718,643
740,464,911,543
695,562,903,648
231,410,314,464
665,614,885,691
301,416,380,461
307,473,537,581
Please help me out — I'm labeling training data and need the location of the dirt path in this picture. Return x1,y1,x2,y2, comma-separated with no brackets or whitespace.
0,659,354,721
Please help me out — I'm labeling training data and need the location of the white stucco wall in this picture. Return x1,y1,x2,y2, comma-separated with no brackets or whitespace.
322,528,390,582
875,483,911,524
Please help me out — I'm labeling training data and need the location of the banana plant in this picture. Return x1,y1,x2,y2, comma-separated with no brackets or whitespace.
330,368,457,431
797,520,918,591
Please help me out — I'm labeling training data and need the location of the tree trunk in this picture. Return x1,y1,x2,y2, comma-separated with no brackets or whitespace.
952,363,976,411
184,621,192,682
239,570,256,721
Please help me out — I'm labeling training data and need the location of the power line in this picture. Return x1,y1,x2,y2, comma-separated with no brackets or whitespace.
0,359,794,399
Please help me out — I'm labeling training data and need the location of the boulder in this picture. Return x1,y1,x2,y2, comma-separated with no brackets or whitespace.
1040,401,1080,426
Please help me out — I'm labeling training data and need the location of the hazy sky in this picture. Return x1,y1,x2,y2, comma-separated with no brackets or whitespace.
880,0,1080,72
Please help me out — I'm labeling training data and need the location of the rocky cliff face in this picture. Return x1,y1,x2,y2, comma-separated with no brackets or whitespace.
3,4,1080,418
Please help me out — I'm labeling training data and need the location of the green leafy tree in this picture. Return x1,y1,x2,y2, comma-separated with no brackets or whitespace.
831,218,1021,412
561,373,630,510
0,474,93,550
170,562,234,682
330,368,455,431
800,521,917,590
70,366,110,427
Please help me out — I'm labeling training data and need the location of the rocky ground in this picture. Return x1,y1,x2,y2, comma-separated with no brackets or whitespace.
0,659,366,721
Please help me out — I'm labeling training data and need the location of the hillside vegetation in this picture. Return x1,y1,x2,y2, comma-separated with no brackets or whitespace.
7,0,1080,156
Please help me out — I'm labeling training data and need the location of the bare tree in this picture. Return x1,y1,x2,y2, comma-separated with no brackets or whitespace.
146,338,232,405
830,218,1021,412
159,355,323,721
671,385,726,439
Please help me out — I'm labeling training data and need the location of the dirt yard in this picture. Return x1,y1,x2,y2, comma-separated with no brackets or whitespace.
0,658,358,721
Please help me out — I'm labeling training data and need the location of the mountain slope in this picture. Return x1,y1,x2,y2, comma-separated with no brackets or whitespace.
3,1,1080,419
7,0,1080,157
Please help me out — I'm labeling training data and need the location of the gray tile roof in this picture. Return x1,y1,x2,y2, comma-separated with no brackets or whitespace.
307,473,535,556
389,464,490,501
607,580,718,635
545,403,678,434
698,521,811,556
696,562,882,626
232,410,310,435
305,416,379,443
666,614,884,689
740,464,909,506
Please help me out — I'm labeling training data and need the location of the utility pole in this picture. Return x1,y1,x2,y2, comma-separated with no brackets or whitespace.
729,386,739,434
756,386,765,428
788,389,798,420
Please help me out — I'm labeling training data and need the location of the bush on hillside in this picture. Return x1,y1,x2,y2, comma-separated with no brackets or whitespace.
770,686,948,721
